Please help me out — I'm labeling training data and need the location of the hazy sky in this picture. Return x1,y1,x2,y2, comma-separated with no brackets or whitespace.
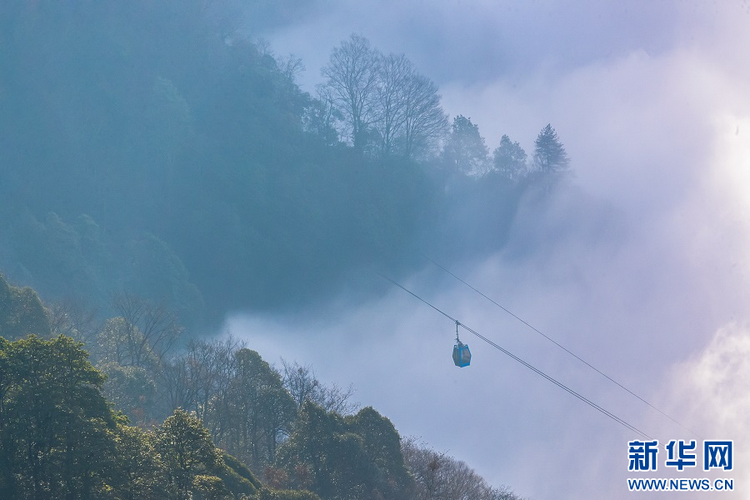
230,2,750,498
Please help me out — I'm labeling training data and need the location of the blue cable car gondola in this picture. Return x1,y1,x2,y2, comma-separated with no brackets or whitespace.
452,321,471,367
453,340,471,367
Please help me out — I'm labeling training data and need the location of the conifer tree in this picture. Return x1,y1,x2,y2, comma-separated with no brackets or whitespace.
533,124,570,173
493,134,528,180
442,115,490,176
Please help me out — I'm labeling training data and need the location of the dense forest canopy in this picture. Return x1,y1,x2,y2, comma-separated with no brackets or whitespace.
0,273,524,499
0,1,590,495
0,2,577,498
0,0,569,331
6,2,742,499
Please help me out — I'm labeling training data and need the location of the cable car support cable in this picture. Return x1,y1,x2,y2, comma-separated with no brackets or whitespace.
421,255,700,438
376,271,653,440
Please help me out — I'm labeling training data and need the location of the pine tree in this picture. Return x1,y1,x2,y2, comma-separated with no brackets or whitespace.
533,124,569,173
442,115,489,176
492,134,527,180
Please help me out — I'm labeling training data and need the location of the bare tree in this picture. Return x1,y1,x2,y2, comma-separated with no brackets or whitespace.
318,381,358,415
374,53,411,156
280,359,321,410
110,293,183,368
157,336,243,423
323,35,447,159
278,54,305,82
96,317,136,366
157,356,195,417
401,437,525,500
47,297,99,344
400,71,448,160
302,85,343,146
321,33,381,150
186,336,242,422
280,359,359,415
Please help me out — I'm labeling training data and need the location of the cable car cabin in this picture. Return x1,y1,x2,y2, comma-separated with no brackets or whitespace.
452,340,471,367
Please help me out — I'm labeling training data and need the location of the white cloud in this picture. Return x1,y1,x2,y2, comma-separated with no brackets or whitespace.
663,323,750,495
232,2,750,498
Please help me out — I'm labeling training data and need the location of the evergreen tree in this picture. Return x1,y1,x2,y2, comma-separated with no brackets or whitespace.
442,115,490,176
533,124,570,173
0,274,51,340
111,424,167,500
156,408,224,499
275,403,415,500
0,335,117,499
492,134,528,180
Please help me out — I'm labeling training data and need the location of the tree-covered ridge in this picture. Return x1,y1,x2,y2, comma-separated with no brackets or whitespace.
0,273,51,338
320,33,448,158
0,334,261,499
0,2,573,493
0,2,571,329
0,275,524,499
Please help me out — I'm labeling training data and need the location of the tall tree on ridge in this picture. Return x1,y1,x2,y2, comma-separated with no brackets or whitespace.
374,53,411,157
493,134,528,180
373,53,448,159
442,115,490,176
533,124,569,174
399,70,448,160
322,34,381,150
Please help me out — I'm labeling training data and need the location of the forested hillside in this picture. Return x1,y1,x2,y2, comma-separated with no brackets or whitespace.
4,0,744,498
0,4,568,497
0,274,523,499
0,1,570,329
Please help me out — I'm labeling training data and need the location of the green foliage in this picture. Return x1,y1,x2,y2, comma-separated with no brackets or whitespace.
0,274,51,339
111,423,167,500
0,276,517,499
156,408,224,499
217,452,261,496
345,407,414,497
99,361,158,426
0,2,452,324
274,402,342,495
192,474,233,500
0,334,116,499
119,233,205,328
209,349,297,473
0,327,267,499
4,211,109,305
258,486,322,500
275,402,414,500
0,276,516,497
96,317,149,366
